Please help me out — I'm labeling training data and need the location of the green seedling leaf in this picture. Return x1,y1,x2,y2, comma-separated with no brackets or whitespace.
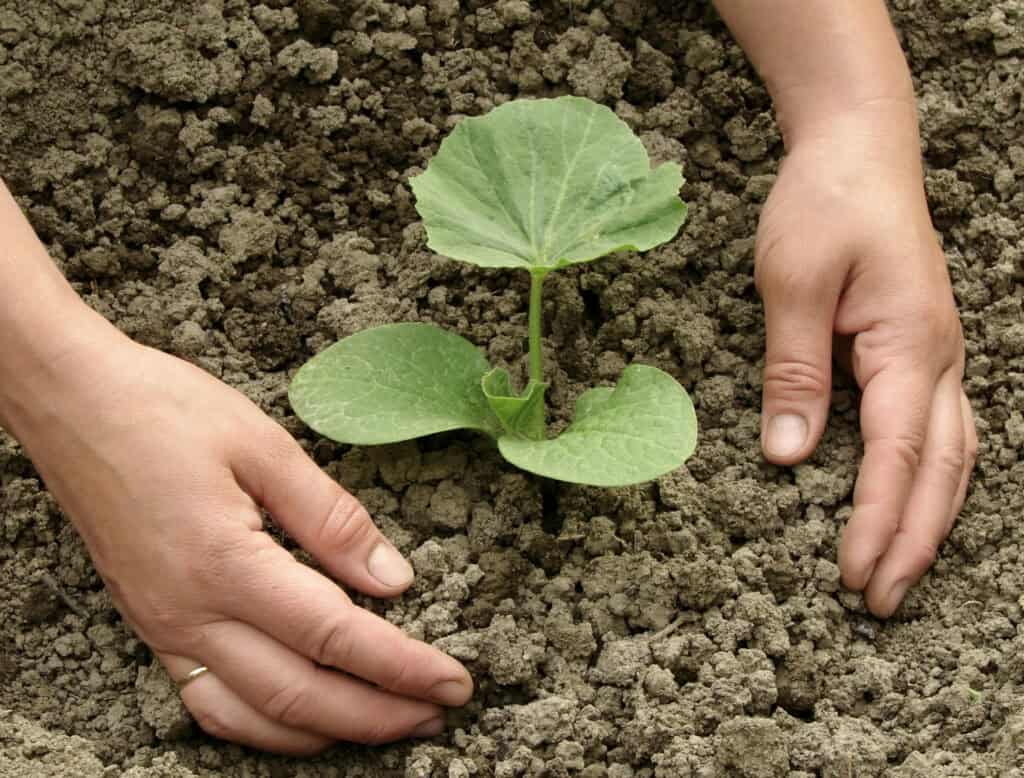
481,368,546,440
497,365,697,487
289,322,502,445
410,96,687,271
291,97,697,489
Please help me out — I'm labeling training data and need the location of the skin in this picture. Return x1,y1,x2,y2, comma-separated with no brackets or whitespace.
0,0,974,754
0,183,472,754
714,0,976,617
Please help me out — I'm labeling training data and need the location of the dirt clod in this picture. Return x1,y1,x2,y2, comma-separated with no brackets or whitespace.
1,0,1022,775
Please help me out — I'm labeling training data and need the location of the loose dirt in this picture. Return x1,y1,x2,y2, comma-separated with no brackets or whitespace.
1,1,1023,776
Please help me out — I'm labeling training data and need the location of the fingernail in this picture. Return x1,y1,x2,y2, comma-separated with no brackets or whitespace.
886,579,911,615
428,679,472,706
367,544,414,587
411,717,445,738
765,413,808,458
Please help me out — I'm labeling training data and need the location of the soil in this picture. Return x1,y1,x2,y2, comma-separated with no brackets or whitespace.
1,0,1023,776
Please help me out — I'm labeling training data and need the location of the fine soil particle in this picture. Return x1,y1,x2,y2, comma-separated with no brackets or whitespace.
2,0,1023,776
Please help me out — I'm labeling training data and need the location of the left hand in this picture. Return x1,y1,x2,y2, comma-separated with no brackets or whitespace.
9,326,472,754
753,102,977,617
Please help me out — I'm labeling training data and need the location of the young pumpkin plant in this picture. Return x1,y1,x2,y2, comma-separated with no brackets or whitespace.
289,96,697,487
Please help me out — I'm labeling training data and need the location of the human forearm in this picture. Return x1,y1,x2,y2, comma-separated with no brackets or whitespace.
713,0,917,149
0,180,123,436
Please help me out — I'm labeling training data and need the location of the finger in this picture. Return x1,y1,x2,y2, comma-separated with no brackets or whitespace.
234,424,414,597
755,249,841,464
862,367,965,616
951,389,978,521
194,620,448,744
216,532,473,707
838,355,934,591
157,651,332,755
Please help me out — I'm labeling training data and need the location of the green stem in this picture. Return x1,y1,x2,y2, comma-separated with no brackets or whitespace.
528,270,547,385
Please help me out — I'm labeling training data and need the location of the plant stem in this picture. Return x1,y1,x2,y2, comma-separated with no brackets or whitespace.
528,269,547,384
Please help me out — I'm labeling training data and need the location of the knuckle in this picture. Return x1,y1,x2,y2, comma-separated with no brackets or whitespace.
199,533,283,608
914,302,961,346
357,717,399,746
752,248,776,295
381,649,413,694
312,613,356,668
316,495,376,552
931,444,966,479
754,257,790,297
763,359,830,401
145,605,188,636
755,250,826,301
965,437,979,466
263,678,314,729
752,222,786,290
880,434,924,475
200,530,262,580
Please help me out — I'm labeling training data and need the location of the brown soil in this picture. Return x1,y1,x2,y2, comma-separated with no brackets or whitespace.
2,1,1023,776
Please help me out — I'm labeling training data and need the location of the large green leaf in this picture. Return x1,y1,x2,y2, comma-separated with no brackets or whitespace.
289,323,501,445
409,96,687,270
497,365,697,487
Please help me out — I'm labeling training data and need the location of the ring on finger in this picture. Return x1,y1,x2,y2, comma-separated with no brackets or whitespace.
176,665,211,690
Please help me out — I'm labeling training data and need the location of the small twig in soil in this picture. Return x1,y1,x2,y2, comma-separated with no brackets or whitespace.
648,615,685,644
39,572,89,620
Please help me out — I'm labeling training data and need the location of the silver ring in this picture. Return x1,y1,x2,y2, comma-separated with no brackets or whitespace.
176,665,210,689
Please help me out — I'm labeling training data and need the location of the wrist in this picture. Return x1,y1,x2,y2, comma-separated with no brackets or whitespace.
0,289,128,441
711,0,918,152
778,96,926,197
776,85,919,154
0,181,132,440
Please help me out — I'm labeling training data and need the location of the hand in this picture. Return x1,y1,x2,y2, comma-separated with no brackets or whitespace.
11,326,473,754
754,104,977,618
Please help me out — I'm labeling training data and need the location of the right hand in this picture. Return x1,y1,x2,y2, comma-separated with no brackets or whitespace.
752,104,976,617
11,324,472,754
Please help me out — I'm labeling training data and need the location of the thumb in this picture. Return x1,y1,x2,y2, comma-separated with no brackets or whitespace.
235,423,415,598
756,257,841,465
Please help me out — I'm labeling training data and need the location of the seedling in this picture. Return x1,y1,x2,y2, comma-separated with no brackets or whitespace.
289,96,697,486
